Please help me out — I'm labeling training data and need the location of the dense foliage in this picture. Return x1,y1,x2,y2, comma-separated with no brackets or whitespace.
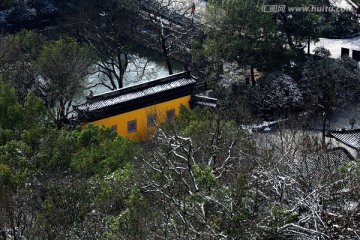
0,30,95,127
0,86,359,239
250,72,303,114
300,56,360,114
1,0,360,239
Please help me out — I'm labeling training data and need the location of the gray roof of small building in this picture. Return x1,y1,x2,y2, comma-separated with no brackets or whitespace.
190,95,218,108
294,147,354,174
329,129,360,150
325,147,355,164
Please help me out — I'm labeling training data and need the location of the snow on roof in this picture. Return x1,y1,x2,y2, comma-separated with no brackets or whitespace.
77,77,196,112
332,0,357,9
194,101,217,108
292,147,353,174
326,147,355,163
329,130,360,150
191,94,218,108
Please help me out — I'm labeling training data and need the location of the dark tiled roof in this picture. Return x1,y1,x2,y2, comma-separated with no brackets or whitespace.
190,95,218,108
74,71,197,122
295,147,354,174
325,147,355,164
79,79,195,112
329,129,360,150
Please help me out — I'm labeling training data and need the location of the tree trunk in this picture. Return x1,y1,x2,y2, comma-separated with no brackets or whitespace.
58,99,65,129
280,12,295,50
117,50,127,89
161,36,173,75
165,55,173,75
250,66,255,87
244,64,250,85
322,112,326,149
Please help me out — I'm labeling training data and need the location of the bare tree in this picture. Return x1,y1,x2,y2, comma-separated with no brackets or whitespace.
35,37,94,127
136,108,257,238
139,0,203,74
80,0,149,90
135,110,360,239
250,120,359,239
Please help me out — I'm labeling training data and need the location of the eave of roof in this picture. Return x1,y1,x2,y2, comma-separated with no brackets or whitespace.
329,129,360,150
295,147,354,173
190,95,218,108
74,71,197,122
88,71,192,101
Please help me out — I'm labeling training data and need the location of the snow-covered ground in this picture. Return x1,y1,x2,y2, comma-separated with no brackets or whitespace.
310,36,360,58
308,0,360,58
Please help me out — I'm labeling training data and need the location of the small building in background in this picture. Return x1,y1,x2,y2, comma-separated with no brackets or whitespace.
327,129,360,158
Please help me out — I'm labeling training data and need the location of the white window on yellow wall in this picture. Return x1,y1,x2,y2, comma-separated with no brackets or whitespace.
166,109,175,122
127,120,137,133
147,114,157,128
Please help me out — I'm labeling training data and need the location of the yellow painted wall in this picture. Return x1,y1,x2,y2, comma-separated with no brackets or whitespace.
90,95,191,139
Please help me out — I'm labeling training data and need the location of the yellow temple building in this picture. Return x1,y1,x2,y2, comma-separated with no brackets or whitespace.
75,72,201,139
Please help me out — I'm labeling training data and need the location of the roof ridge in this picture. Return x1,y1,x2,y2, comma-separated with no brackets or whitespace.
89,71,191,101
330,128,360,133
75,77,197,112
